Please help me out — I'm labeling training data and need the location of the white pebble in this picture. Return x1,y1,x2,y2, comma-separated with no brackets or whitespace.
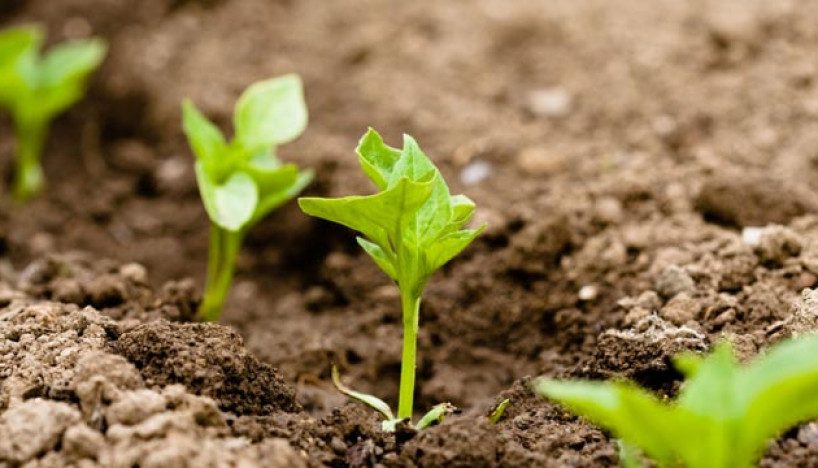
578,285,598,301
526,88,573,118
459,160,492,185
742,226,765,247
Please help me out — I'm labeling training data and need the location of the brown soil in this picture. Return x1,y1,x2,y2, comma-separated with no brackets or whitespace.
3,0,818,466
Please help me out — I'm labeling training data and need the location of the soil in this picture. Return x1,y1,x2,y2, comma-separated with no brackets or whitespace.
3,0,818,466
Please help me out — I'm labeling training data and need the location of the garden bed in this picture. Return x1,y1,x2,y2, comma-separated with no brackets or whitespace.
2,0,818,466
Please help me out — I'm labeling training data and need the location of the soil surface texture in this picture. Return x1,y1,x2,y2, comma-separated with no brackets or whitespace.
4,0,818,466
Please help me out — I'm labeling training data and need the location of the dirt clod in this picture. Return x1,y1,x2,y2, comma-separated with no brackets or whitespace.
116,320,299,415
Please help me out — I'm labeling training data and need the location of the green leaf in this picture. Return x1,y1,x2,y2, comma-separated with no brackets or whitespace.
425,227,484,273
234,73,307,149
450,194,476,225
357,237,397,280
356,127,401,190
39,37,107,88
299,130,483,292
35,38,107,120
617,440,646,468
737,335,818,462
536,379,684,466
299,175,436,259
0,25,41,65
331,363,394,421
416,402,457,430
0,26,41,100
195,165,258,231
182,99,227,165
536,335,818,468
488,398,510,424
249,166,313,225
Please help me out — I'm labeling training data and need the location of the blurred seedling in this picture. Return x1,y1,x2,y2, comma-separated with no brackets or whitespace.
537,335,818,468
182,74,312,321
0,25,106,201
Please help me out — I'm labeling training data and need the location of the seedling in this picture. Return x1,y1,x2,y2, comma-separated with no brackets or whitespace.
0,25,106,201
488,398,510,424
536,335,818,468
182,74,313,321
300,129,484,430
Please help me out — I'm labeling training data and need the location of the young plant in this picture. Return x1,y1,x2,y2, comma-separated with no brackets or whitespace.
536,335,818,468
182,74,313,322
0,25,106,201
299,129,484,430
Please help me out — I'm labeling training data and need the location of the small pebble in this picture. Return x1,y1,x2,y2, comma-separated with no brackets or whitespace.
578,285,598,301
660,293,701,325
741,227,764,247
119,263,148,284
459,160,492,185
655,265,695,299
798,422,818,445
525,87,573,118
756,225,803,265
515,146,567,176
594,197,623,224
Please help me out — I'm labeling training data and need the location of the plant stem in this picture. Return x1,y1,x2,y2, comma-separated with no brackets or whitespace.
397,290,421,420
12,118,47,202
198,223,242,322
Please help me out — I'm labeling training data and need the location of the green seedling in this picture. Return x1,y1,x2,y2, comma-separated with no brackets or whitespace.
536,335,818,468
0,25,106,201
300,129,484,430
182,74,313,321
488,398,510,424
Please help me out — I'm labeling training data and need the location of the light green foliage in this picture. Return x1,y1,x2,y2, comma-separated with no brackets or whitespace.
299,128,483,299
300,128,484,428
0,25,106,201
182,74,313,321
536,335,818,468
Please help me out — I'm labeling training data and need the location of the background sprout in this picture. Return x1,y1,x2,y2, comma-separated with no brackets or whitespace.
0,25,107,201
299,128,484,429
537,335,818,468
182,74,313,322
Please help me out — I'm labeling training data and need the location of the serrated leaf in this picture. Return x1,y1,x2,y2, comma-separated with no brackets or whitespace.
234,73,307,149
195,165,258,231
299,175,435,258
182,99,227,164
450,194,476,225
299,130,483,292
356,127,401,190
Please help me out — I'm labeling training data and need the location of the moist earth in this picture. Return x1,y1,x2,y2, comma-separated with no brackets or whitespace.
4,0,818,466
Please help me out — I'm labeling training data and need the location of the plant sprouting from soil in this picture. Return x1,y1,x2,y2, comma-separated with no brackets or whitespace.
0,25,106,201
536,335,818,468
182,74,313,322
299,128,484,430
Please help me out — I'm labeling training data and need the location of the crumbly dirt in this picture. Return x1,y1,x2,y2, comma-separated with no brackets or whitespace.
4,0,818,466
